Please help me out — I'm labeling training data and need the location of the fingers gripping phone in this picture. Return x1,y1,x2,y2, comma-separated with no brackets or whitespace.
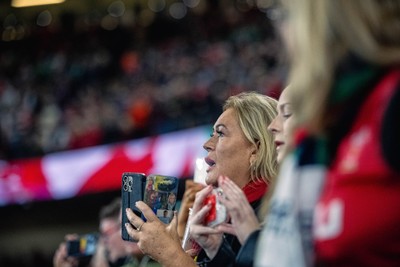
203,188,227,227
121,172,146,242
121,172,179,241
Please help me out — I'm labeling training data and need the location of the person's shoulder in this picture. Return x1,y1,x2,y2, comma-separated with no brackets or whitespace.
140,256,162,267
120,258,139,267
250,198,263,213
381,79,400,172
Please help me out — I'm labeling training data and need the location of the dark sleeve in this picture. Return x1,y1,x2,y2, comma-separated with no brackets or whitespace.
381,84,400,172
196,200,261,267
196,238,235,267
235,230,261,267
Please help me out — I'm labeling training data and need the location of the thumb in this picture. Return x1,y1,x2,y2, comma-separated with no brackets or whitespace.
186,249,200,258
167,211,180,243
216,222,236,236
169,211,178,232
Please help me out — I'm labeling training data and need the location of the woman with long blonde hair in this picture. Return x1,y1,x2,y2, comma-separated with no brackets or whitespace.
256,0,400,266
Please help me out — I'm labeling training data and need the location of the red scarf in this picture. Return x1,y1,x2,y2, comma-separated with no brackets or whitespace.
242,179,268,203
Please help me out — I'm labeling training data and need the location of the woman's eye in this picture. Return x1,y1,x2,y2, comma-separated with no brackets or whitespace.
283,113,292,119
216,130,224,137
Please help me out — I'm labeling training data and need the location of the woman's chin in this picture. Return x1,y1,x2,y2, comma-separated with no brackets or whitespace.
205,175,218,186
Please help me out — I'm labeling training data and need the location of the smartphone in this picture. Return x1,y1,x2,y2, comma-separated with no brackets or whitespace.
121,172,179,241
121,172,146,241
66,233,98,258
203,188,227,227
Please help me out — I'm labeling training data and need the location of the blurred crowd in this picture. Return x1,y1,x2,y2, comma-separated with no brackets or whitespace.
0,6,285,161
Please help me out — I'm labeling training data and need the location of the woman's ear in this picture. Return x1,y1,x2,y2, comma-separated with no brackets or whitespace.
250,154,256,166
252,140,260,155
249,142,258,165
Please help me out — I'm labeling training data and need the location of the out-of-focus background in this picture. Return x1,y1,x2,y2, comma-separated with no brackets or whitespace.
0,0,286,266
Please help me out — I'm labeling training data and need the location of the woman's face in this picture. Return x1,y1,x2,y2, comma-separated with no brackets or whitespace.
150,191,157,200
203,108,256,188
168,193,176,204
268,89,293,164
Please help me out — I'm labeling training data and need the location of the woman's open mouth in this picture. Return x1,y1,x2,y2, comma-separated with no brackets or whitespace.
275,141,284,151
205,157,216,172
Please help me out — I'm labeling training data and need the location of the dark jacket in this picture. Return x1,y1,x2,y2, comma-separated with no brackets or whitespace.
196,198,263,267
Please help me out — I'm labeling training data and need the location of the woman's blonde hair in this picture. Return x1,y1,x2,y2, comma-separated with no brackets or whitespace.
223,92,278,185
284,0,400,133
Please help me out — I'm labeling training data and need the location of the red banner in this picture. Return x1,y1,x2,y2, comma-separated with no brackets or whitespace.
0,126,210,206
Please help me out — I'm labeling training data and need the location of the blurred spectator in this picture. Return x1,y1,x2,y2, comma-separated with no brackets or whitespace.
0,2,285,161
98,197,158,267
53,197,160,267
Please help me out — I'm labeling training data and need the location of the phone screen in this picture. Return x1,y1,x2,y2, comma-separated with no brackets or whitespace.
144,174,178,224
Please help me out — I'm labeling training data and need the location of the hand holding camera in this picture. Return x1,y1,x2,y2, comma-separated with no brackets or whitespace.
53,233,98,267
66,233,99,258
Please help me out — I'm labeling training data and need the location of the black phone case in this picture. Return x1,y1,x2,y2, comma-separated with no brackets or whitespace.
121,172,146,242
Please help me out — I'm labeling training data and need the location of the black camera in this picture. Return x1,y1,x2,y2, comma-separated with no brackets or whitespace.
66,233,98,258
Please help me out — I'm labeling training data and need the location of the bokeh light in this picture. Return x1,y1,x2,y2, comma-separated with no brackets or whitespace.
36,10,52,26
183,0,201,8
108,0,125,17
148,0,166,13
169,2,187,20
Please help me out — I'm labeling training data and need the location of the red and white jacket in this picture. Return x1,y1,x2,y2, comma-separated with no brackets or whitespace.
314,70,400,267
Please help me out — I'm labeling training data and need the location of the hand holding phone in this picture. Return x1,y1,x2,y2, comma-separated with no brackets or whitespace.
121,172,146,241
203,188,227,227
121,172,179,241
